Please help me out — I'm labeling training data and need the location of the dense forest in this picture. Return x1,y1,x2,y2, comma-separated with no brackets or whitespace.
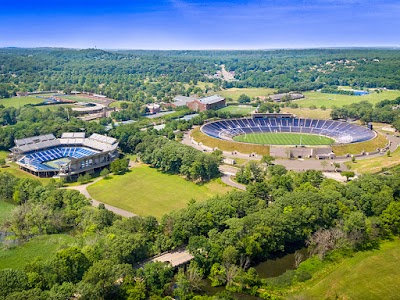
0,163,399,299
1,48,400,103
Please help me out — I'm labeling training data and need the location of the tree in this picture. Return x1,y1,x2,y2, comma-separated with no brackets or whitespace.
387,150,391,157
261,155,275,166
381,201,400,235
50,247,90,284
332,162,340,172
238,94,251,103
0,158,6,168
110,158,129,175
341,171,355,182
100,168,110,178
78,260,133,300
0,269,28,298
320,160,328,171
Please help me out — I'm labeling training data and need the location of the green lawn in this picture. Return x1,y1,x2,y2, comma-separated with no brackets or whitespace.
0,96,44,108
87,164,233,219
218,88,276,101
0,234,77,270
296,89,400,108
218,105,255,115
0,163,52,185
0,201,16,225
345,146,400,174
233,133,334,146
292,239,400,300
283,107,332,119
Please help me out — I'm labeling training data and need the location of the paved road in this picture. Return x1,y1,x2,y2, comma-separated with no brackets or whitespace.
65,178,137,218
183,129,400,172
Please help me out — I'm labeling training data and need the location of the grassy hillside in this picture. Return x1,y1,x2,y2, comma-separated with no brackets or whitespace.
291,239,400,300
218,105,255,115
0,96,43,108
296,89,400,108
218,87,276,101
345,147,400,174
87,164,233,219
0,234,76,270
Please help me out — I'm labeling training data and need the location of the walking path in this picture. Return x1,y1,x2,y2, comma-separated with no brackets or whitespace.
65,177,137,218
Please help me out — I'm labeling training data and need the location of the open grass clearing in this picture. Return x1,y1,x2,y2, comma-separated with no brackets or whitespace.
345,147,400,174
296,89,400,108
191,127,270,155
0,162,52,185
234,133,334,146
0,234,77,270
0,96,44,108
109,101,132,108
332,133,388,156
218,88,276,101
283,107,332,119
218,105,255,115
291,239,400,300
0,201,16,225
87,164,233,219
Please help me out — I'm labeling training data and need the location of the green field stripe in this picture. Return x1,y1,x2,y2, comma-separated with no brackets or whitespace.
233,133,334,145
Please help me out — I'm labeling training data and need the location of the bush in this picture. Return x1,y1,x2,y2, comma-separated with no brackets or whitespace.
264,270,295,288
295,270,312,282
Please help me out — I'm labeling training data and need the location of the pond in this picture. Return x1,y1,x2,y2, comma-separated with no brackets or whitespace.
255,247,308,278
201,247,308,299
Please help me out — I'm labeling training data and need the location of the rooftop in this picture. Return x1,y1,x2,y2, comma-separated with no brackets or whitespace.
198,95,225,104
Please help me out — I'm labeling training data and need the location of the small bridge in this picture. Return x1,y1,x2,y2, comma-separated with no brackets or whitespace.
147,248,194,267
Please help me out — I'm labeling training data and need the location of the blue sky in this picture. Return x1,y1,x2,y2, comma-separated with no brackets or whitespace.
0,0,399,49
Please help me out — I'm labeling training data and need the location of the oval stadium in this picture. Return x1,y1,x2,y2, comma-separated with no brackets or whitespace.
200,113,376,159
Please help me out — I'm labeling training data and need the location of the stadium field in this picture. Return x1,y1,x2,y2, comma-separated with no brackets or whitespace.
44,157,71,169
233,133,334,145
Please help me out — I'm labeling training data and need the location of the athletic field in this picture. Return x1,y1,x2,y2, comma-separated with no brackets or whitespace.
44,157,71,169
233,133,334,145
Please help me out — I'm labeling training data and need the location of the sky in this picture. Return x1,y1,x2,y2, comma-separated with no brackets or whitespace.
0,0,399,49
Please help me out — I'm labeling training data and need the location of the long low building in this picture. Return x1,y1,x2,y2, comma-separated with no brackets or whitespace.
169,94,226,111
11,132,119,178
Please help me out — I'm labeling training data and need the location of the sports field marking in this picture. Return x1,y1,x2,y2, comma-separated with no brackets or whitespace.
233,133,334,145
44,157,71,169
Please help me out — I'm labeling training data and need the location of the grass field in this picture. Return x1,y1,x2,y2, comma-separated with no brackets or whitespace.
0,96,44,108
191,127,270,155
283,107,332,119
296,89,400,108
0,234,76,270
218,88,276,101
0,164,52,185
233,133,334,146
345,147,400,174
332,133,388,156
218,105,255,115
0,201,15,225
87,164,233,219
292,239,400,300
